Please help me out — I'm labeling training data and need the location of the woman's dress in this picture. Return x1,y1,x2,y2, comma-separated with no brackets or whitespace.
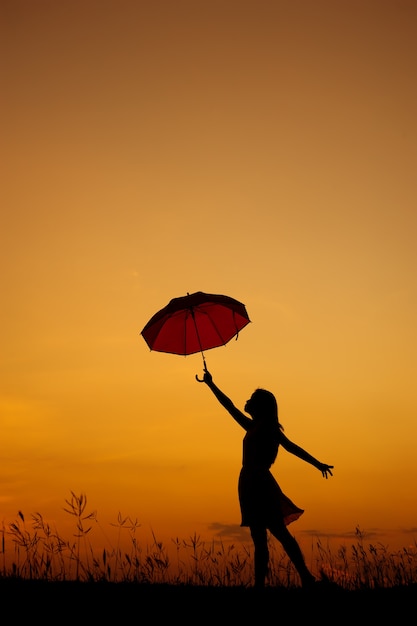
238,425,304,527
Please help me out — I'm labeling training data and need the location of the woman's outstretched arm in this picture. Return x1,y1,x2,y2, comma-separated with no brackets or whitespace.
196,369,252,430
280,432,334,478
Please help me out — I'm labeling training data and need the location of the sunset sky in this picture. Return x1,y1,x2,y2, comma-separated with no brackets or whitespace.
2,0,416,564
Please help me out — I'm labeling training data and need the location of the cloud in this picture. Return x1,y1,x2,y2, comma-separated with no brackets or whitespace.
207,522,250,542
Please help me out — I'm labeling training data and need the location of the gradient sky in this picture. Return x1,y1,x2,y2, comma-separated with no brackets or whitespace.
2,0,417,563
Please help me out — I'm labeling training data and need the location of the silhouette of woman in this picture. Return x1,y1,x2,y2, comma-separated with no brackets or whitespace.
197,368,334,589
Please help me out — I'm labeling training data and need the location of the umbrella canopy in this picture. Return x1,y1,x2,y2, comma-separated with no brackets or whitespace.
140,291,251,368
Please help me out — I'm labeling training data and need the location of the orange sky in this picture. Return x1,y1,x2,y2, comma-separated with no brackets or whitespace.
2,0,417,566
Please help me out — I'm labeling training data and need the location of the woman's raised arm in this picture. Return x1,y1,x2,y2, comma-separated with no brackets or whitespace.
196,369,252,430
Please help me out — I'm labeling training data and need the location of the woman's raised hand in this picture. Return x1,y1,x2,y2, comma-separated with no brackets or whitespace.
196,367,212,384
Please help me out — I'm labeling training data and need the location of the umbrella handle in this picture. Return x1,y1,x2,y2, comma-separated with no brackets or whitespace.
195,354,208,382
196,356,207,382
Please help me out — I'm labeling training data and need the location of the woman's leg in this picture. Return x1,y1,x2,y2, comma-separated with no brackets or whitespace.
249,526,269,588
269,522,316,587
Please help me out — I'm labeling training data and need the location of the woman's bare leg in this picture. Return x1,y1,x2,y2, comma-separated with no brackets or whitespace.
250,526,269,588
269,523,316,587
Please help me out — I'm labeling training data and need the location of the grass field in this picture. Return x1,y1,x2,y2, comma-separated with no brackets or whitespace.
1,493,416,621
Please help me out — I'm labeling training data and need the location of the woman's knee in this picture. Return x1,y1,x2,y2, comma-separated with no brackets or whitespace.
250,526,267,543
268,523,288,541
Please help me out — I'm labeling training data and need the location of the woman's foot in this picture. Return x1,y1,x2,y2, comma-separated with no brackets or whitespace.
301,573,317,589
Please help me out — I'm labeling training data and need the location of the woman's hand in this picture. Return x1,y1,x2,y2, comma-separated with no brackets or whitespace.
319,463,334,479
203,369,212,384
195,368,212,384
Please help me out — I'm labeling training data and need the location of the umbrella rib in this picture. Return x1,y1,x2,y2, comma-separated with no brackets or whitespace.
183,310,189,356
190,307,206,367
199,309,231,346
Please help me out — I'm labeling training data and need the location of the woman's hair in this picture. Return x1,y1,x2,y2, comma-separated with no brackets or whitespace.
250,389,283,465
252,388,284,431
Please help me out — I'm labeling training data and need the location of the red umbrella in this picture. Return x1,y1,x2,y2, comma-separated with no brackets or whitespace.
140,291,251,372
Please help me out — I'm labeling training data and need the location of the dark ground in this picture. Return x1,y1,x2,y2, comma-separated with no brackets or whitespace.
1,579,416,622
